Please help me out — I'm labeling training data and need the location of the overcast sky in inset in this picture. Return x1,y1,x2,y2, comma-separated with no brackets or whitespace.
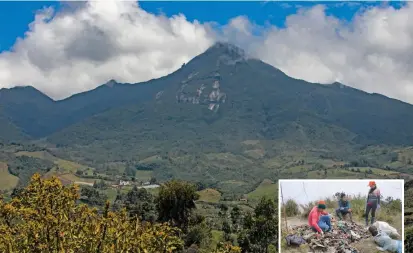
280,180,403,205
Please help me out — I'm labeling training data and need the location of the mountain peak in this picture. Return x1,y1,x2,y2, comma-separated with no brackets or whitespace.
206,42,247,60
184,42,249,71
0,86,52,102
209,42,245,53
104,79,118,88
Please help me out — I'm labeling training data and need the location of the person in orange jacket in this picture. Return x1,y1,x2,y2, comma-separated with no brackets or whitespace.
308,200,331,235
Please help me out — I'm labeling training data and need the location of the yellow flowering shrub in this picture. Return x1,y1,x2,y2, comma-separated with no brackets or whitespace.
214,242,242,253
0,173,183,253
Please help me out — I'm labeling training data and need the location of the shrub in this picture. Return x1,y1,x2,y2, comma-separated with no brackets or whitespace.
406,227,413,253
0,173,183,252
284,199,299,217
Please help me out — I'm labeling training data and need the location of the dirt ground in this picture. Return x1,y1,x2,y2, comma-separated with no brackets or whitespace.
281,216,401,253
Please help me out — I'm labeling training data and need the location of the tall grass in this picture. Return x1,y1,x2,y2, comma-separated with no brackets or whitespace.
341,194,401,223
282,194,402,224
283,199,299,217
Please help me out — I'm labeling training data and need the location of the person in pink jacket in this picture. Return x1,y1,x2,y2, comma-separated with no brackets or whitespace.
308,200,331,235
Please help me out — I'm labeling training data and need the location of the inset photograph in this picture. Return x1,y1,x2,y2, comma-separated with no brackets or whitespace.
279,179,403,253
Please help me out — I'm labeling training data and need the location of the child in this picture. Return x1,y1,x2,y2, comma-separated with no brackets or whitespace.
368,226,402,253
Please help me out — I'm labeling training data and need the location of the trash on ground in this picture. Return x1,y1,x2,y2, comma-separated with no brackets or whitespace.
285,234,306,246
285,221,370,253
372,221,400,238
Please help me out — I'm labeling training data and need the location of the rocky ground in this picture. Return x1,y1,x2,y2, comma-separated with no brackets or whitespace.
281,217,395,253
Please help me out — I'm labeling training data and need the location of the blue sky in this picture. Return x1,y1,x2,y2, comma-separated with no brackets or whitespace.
1,1,413,102
0,1,406,52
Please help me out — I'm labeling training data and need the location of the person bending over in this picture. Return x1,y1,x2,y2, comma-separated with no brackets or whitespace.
308,200,331,236
336,193,352,221
368,226,401,253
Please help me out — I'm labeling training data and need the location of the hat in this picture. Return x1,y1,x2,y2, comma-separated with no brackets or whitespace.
368,181,376,187
317,200,326,209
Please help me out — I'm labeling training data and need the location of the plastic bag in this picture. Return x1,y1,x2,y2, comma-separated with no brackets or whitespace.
285,234,306,246
374,231,402,253
373,221,400,238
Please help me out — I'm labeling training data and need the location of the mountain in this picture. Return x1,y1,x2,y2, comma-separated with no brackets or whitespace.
0,111,27,142
46,43,413,146
2,42,413,185
0,81,168,138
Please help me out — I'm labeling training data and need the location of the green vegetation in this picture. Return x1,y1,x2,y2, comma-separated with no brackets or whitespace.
283,195,402,227
0,162,18,191
0,174,244,253
284,199,299,217
198,188,222,203
404,180,413,249
246,179,277,202
2,43,413,248
406,226,413,252
8,155,54,187
1,44,413,194
238,197,278,252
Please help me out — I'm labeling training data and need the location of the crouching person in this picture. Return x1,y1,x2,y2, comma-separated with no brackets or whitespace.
336,193,352,221
368,226,402,253
309,200,331,236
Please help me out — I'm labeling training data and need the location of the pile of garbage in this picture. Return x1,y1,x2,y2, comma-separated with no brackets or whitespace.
285,221,370,253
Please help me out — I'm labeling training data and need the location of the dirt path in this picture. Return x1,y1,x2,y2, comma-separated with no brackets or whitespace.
74,181,94,186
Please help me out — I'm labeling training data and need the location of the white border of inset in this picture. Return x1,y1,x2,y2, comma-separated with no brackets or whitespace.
278,179,404,253
0,0,405,1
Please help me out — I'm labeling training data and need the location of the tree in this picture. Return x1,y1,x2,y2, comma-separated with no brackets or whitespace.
93,179,108,189
230,206,242,233
156,180,199,231
406,227,413,253
185,220,212,248
196,182,206,191
312,163,325,171
0,174,183,252
150,177,157,184
238,197,278,253
112,191,125,211
124,165,136,177
222,220,232,241
284,199,299,217
80,186,107,206
124,186,156,222
10,187,23,199
219,203,229,219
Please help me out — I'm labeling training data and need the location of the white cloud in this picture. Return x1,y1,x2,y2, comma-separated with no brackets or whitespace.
1,1,413,104
0,0,215,99
230,3,413,104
